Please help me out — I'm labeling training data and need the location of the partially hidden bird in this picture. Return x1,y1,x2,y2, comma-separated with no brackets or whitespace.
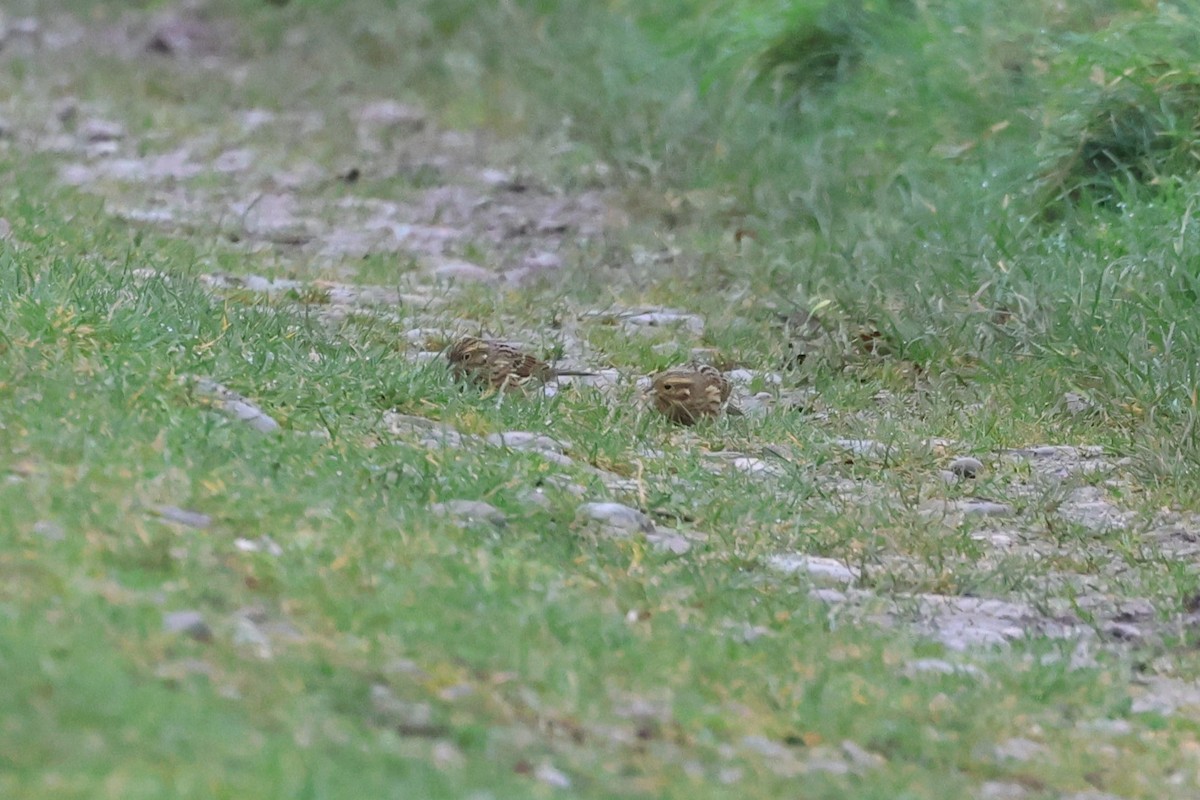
447,336,596,391
649,363,741,425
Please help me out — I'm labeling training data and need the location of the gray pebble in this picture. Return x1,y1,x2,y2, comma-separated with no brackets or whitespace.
949,456,983,479
163,610,212,642
904,658,984,679
153,505,212,529
485,431,566,452
959,499,1013,517
768,554,859,585
574,502,654,535
431,500,506,528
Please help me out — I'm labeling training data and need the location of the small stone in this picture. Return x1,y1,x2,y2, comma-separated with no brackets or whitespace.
646,529,693,554
729,457,784,476
522,251,562,273
622,311,705,335
574,502,655,535
355,100,426,132
959,499,1013,517
534,763,572,789
517,488,553,510
188,376,280,433
949,456,983,479
438,683,475,702
834,438,890,460
370,684,445,736
80,118,124,142
485,432,565,452
739,392,775,417
431,500,506,528
432,259,498,284
1103,621,1143,641
232,613,272,658
741,735,791,760
717,766,744,784
977,781,1031,800
32,520,65,541
163,610,212,642
1075,718,1133,736
234,537,283,556
768,554,859,584
840,740,885,769
431,740,465,770
993,737,1044,762
904,659,984,679
153,505,212,529
213,148,255,173
0,218,10,239
1062,392,1098,416
809,588,847,604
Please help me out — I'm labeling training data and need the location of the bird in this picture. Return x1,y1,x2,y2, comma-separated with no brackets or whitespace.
446,336,595,391
649,363,740,425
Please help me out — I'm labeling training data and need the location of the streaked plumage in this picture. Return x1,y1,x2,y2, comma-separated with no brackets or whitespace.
649,364,739,425
447,336,594,391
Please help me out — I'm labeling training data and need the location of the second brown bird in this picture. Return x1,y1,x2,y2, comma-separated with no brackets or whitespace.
650,364,739,425
447,336,595,391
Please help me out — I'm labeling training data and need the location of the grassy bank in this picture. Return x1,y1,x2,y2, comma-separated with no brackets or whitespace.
4,0,1200,797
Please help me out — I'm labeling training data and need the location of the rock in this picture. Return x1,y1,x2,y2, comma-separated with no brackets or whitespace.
80,118,124,142
959,499,1013,517
809,588,848,604
188,376,280,433
521,250,563,273
834,438,891,460
485,432,566,452
904,658,984,679
977,781,1031,800
32,520,65,541
768,554,859,585
213,148,256,173
1102,621,1143,641
163,610,212,642
622,311,705,335
370,684,446,736
534,763,572,789
232,611,272,658
234,537,283,556
993,737,1044,762
1130,676,1200,715
152,505,212,529
949,456,983,479
1075,718,1133,736
432,259,498,284
1062,392,1098,416
912,595,1080,650
1058,487,1132,532
355,100,425,133
924,499,1013,518
574,502,654,536
431,500,506,528
840,740,885,769
730,457,784,476
645,528,695,554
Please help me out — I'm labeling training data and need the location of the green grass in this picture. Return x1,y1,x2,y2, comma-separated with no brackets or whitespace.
5,0,1200,797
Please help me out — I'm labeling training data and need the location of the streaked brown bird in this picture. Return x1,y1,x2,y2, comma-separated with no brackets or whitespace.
447,336,595,391
649,364,740,425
